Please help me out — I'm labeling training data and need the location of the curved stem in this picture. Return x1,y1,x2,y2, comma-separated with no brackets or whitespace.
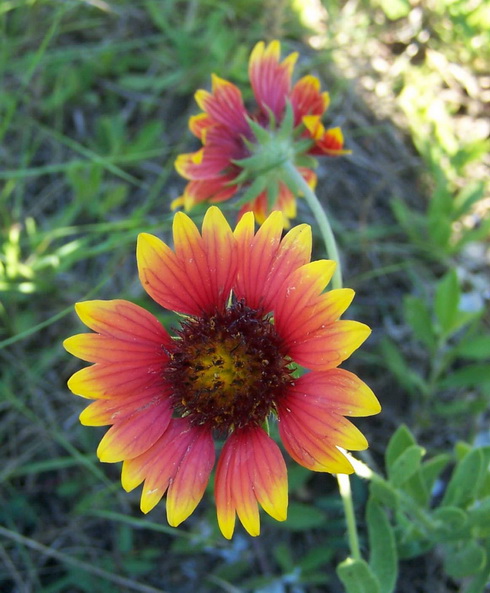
282,161,343,290
337,473,361,561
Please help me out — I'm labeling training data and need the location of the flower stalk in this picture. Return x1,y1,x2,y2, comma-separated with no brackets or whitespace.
282,161,343,290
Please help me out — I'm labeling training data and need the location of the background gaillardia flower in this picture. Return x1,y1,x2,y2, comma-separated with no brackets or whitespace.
64,207,380,539
174,40,349,227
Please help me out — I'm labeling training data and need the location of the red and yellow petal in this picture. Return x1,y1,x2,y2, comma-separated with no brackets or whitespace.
285,369,381,417
288,320,371,371
173,176,239,212
278,406,355,473
175,147,231,180
189,113,215,140
121,419,215,526
64,334,166,365
215,426,287,539
279,386,368,452
249,40,298,120
137,207,237,316
303,116,351,156
68,300,170,345
273,260,355,342
278,370,380,473
290,75,330,124
237,183,298,228
195,74,250,135
79,385,171,426
233,210,311,311
96,397,172,462
67,362,166,400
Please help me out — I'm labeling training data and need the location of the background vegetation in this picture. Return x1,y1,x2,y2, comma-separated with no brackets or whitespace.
1,1,488,592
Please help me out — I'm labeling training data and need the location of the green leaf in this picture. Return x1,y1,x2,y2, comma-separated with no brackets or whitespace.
443,540,486,578
467,497,490,537
385,425,417,475
403,295,436,351
278,502,327,531
456,335,490,360
442,447,489,507
439,363,490,389
337,558,380,593
432,507,468,542
367,500,398,593
465,537,490,593
434,269,460,336
388,445,425,487
453,180,485,219
273,543,294,572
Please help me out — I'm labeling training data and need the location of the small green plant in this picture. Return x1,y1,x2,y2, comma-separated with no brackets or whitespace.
339,425,490,593
381,268,490,418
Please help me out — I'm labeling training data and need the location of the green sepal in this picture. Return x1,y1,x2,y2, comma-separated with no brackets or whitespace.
294,153,317,169
276,100,295,140
265,180,279,211
234,175,269,207
246,115,275,144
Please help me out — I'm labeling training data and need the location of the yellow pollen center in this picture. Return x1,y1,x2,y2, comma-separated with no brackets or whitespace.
164,302,294,432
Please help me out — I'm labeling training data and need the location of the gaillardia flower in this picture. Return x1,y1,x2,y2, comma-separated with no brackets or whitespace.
174,40,349,227
64,207,380,539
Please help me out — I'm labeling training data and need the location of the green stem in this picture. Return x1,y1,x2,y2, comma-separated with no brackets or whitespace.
282,161,343,290
337,473,361,561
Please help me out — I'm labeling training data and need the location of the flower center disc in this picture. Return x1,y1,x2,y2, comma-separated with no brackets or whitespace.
164,302,293,433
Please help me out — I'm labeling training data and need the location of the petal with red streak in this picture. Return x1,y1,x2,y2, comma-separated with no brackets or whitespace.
290,75,329,124
70,300,170,345
189,113,214,139
273,260,356,343
175,175,239,211
286,369,381,417
278,405,355,474
137,207,237,316
248,40,298,120
195,75,250,135
67,362,166,400
234,211,312,311
215,427,287,539
97,397,172,462
121,419,214,526
79,384,172,426
288,320,371,371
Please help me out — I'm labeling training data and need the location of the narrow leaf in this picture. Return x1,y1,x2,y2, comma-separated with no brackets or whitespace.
388,445,425,487
367,500,398,593
434,269,460,335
